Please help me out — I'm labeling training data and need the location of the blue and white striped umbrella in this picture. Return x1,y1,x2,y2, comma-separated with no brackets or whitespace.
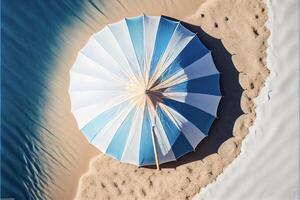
69,15,221,166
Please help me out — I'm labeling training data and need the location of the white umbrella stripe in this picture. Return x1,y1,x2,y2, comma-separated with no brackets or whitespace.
72,90,150,130
80,37,131,82
71,52,126,83
94,26,141,85
69,90,128,111
163,92,221,117
149,23,196,86
143,15,161,85
159,103,206,149
120,102,145,165
91,103,138,152
69,71,125,92
108,20,144,85
72,97,130,129
151,52,219,91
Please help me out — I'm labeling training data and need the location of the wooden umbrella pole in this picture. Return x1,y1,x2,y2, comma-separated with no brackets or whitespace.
151,125,160,171
146,96,160,171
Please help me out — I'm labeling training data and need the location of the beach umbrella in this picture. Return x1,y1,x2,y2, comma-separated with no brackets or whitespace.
69,15,221,169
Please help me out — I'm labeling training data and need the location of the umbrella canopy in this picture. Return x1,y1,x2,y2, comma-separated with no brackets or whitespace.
69,15,221,167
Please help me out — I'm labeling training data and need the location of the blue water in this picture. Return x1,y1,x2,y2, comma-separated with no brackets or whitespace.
1,1,86,199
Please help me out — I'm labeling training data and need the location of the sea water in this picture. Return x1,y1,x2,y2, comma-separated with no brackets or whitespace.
1,1,86,199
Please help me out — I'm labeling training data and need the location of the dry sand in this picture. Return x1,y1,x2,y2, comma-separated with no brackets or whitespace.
195,0,299,199
42,0,269,199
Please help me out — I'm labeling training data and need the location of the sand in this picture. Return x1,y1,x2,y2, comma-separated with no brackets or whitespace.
194,0,299,199
41,0,270,199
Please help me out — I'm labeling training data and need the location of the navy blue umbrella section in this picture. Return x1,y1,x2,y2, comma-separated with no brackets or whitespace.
69,15,221,168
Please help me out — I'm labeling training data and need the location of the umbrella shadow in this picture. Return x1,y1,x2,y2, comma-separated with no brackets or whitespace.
151,17,243,169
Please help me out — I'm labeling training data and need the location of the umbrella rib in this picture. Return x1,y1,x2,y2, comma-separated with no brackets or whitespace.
107,24,143,86
158,103,194,148
162,92,221,117
78,52,129,84
145,98,161,170
90,103,136,147
148,28,196,88
147,22,180,87
93,28,141,86
151,51,218,91
143,16,161,91
159,103,206,149
120,99,146,164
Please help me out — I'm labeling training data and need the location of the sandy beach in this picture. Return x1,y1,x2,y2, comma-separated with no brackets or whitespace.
1,0,298,199
40,0,270,199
